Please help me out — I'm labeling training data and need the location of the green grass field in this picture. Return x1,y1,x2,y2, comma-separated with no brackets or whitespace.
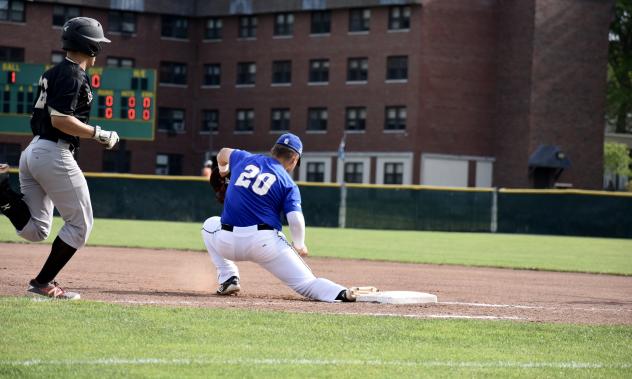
1,298,631,378
1,217,631,378
1,217,631,275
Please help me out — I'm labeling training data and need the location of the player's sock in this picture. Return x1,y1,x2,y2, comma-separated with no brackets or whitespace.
35,236,78,284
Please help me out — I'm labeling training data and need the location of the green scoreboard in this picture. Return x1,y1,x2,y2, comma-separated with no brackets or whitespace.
0,62,156,140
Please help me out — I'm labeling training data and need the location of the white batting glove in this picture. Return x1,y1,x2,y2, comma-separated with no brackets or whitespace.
93,125,120,150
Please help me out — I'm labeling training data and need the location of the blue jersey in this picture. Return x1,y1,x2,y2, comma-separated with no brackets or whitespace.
221,149,302,230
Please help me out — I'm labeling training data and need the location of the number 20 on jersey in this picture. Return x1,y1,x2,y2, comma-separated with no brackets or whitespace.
235,165,277,196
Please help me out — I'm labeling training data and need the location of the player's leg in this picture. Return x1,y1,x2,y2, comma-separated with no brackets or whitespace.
26,145,91,298
0,163,33,232
252,231,347,302
13,144,55,241
201,216,240,294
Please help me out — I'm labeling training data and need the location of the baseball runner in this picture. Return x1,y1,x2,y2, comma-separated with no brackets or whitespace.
0,17,118,299
202,133,356,302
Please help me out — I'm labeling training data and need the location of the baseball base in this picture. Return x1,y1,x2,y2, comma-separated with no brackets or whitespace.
351,287,437,304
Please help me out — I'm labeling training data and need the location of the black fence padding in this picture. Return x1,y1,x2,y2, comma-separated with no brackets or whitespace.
299,185,340,227
497,192,632,238
8,173,632,239
345,187,492,231
87,177,223,223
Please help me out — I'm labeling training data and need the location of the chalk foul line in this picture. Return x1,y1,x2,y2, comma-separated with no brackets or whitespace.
1,358,630,369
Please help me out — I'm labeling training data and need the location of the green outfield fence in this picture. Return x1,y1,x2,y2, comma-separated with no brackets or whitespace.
7,171,632,238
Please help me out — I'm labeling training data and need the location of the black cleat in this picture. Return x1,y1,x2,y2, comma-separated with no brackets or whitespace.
336,289,357,302
216,276,240,296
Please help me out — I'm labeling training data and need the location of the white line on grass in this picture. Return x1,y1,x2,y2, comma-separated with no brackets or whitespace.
1,358,630,369
334,312,525,321
440,301,632,312
111,300,523,320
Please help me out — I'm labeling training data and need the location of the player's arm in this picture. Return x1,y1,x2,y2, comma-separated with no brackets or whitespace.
216,147,234,177
51,114,119,149
287,211,308,257
51,115,97,138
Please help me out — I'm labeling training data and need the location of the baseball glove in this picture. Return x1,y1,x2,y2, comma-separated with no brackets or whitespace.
209,166,230,204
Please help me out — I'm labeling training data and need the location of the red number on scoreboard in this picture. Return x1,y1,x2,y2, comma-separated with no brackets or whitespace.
91,74,101,88
142,97,151,108
105,108,113,119
142,109,150,120
105,95,113,107
128,96,136,108
10,71,16,84
127,108,136,120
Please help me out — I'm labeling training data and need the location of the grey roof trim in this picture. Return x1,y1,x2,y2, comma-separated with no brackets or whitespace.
35,0,421,17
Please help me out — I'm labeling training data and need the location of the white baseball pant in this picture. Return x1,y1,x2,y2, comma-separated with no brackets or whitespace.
17,136,93,249
201,216,345,302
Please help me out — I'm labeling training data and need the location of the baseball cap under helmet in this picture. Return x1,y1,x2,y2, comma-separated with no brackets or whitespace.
62,17,111,57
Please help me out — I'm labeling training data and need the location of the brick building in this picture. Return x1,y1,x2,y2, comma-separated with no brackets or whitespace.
0,0,613,188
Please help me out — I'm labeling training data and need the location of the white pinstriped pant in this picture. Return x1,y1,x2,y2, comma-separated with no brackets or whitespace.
201,216,345,302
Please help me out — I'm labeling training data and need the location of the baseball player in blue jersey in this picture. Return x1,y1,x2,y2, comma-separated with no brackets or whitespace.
0,17,118,299
201,133,356,302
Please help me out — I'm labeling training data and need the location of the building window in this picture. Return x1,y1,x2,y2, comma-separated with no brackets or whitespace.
102,148,131,173
0,143,21,166
106,57,134,68
203,64,221,86
347,57,368,82
384,162,404,184
236,109,254,132
349,8,370,32
385,106,407,131
306,162,325,182
389,6,411,30
0,0,24,22
236,62,256,85
158,108,185,133
162,15,188,39
310,10,331,34
344,162,363,184
205,17,222,40
309,59,329,83
307,108,328,132
156,153,183,175
271,108,290,131
274,13,294,36
159,62,187,85
52,5,80,27
51,51,64,64
272,60,291,84
201,110,219,133
345,107,366,131
108,11,136,33
0,46,24,62
239,16,257,38
386,56,408,81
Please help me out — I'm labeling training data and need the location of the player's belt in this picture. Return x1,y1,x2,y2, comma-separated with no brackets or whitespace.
221,223,275,232
37,135,76,152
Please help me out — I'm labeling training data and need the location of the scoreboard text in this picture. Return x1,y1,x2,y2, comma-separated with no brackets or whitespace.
0,62,156,140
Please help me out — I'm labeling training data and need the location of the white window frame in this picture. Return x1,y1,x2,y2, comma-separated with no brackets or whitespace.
299,154,332,183
336,155,371,184
375,153,413,185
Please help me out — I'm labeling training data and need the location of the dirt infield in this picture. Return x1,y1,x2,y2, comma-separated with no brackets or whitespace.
1,243,630,325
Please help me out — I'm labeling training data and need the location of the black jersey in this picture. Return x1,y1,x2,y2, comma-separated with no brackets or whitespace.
30,58,93,149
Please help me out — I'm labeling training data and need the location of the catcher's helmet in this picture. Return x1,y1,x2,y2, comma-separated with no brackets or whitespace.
62,17,111,57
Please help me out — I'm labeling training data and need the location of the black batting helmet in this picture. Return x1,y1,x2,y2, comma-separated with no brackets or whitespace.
62,17,111,57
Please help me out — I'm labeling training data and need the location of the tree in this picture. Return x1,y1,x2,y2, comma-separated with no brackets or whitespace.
608,0,632,133
604,142,632,176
